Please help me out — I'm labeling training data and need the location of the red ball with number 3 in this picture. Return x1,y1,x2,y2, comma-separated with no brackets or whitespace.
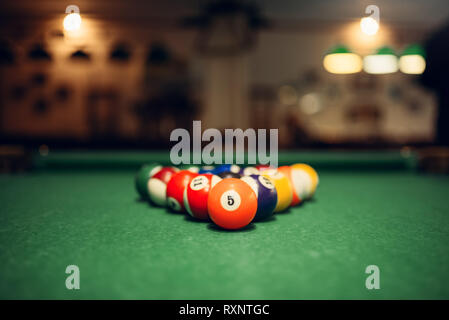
166,170,198,212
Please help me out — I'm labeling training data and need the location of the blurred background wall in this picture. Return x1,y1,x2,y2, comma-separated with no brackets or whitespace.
0,0,448,149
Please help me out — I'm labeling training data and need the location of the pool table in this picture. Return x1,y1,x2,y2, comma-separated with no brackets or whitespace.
0,150,448,299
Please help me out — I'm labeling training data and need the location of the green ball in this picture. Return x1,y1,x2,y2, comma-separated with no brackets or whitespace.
135,163,162,199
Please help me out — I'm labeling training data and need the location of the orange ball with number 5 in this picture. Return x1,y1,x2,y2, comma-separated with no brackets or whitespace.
207,178,258,230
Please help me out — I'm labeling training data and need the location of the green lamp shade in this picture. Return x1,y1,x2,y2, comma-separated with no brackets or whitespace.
325,44,353,55
401,44,426,58
375,46,397,56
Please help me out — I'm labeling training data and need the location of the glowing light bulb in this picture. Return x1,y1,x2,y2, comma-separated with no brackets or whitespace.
63,13,82,31
360,17,379,36
399,55,426,74
323,45,362,74
399,45,426,74
363,46,398,74
299,93,322,115
363,55,398,74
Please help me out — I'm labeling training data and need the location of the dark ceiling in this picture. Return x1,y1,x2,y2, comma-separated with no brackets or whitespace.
0,0,448,26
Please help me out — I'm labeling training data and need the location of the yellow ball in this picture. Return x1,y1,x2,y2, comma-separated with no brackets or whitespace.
262,169,293,212
291,164,319,199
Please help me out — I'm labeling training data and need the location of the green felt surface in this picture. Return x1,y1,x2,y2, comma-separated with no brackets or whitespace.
32,150,417,171
1,164,448,299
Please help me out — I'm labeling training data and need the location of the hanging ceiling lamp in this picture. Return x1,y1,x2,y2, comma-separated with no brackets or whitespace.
399,44,426,74
363,46,398,74
323,45,362,74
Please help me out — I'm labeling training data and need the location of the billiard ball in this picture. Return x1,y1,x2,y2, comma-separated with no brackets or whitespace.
178,164,200,173
198,165,216,174
183,174,222,220
217,171,242,179
262,169,293,212
255,164,273,172
240,174,277,221
214,164,241,175
291,163,319,199
207,178,257,230
135,163,162,199
239,166,260,176
278,166,302,206
147,166,179,206
166,170,198,212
